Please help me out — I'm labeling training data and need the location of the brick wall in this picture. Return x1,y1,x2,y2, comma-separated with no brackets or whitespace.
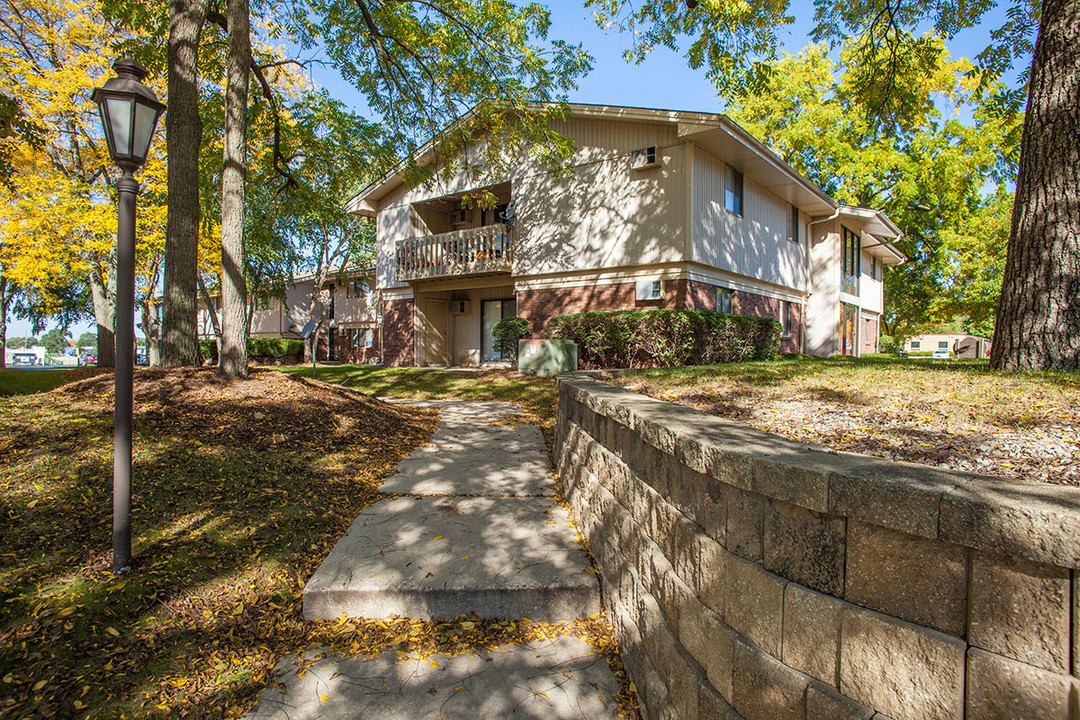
334,334,381,365
382,299,414,367
556,375,1080,720
734,291,801,354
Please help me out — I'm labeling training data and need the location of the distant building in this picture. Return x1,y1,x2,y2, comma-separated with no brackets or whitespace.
905,333,992,359
4,345,47,366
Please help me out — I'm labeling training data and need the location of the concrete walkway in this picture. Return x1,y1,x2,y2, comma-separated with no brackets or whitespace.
246,401,620,719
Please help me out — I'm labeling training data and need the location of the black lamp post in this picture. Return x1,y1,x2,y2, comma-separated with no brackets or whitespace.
92,58,165,574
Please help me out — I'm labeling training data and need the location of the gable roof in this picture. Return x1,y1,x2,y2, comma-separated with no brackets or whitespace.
346,103,905,260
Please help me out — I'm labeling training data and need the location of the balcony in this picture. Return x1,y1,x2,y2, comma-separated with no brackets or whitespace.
396,224,513,282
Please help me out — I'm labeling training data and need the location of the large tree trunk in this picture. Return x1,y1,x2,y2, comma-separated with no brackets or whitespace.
990,0,1080,371
219,0,250,378
0,276,8,369
89,260,116,367
161,0,210,367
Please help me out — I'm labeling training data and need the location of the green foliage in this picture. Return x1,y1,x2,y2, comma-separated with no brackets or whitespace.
5,335,37,349
491,317,532,364
549,309,781,369
724,42,1019,338
199,338,304,360
39,327,70,354
76,331,96,350
247,338,305,359
878,335,902,354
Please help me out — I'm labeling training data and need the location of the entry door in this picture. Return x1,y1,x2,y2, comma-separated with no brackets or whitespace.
840,303,858,356
481,299,515,363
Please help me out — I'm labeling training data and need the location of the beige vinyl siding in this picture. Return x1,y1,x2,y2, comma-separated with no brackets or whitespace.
690,146,806,291
806,219,842,357
514,117,687,276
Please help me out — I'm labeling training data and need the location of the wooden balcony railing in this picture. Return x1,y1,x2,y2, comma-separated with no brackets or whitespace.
395,225,513,282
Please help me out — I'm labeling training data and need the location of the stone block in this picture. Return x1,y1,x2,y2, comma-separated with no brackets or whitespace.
783,583,844,686
731,637,808,720
839,604,965,720
699,535,730,619
698,678,742,720
656,618,704,720
726,555,785,659
764,500,846,596
828,463,948,539
750,452,831,513
678,592,735,699
724,485,765,563
806,681,874,720
689,471,726,545
966,647,1072,719
670,514,703,594
968,551,1070,673
939,480,1080,569
703,443,754,492
844,520,968,636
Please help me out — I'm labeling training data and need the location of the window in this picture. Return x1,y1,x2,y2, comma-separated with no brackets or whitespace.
870,256,879,281
911,341,921,350
787,204,800,243
938,341,949,349
842,227,860,294
636,279,662,300
724,165,743,216
349,328,374,348
631,146,658,169
717,288,734,314
780,301,793,336
345,280,370,298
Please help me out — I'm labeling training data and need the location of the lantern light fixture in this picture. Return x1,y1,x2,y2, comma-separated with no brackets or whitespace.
91,58,165,170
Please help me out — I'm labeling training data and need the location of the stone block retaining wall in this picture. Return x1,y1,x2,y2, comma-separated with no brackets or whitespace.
555,374,1080,720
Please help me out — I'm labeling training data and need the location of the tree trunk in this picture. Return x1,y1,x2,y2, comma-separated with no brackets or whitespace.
0,276,8,369
161,0,210,367
990,0,1080,371
140,299,162,366
89,261,116,367
219,0,250,378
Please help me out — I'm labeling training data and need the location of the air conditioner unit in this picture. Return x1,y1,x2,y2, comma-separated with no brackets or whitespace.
450,300,470,315
450,208,469,225
631,146,659,169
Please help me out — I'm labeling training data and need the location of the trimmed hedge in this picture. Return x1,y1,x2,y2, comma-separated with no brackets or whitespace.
549,309,781,369
199,338,304,361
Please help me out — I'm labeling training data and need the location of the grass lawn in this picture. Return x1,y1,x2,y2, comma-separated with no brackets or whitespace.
0,367,632,719
0,367,106,396
609,354,1080,485
279,365,560,436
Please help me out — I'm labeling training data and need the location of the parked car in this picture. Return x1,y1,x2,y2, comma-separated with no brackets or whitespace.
80,352,97,366
932,349,950,359
136,349,149,366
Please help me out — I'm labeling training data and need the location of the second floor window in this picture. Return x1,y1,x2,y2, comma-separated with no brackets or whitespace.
842,227,860,294
345,280,370,298
724,165,743,216
787,204,800,243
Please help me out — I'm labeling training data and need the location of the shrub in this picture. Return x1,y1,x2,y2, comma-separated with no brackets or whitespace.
247,338,304,359
199,339,218,360
550,309,781,369
878,334,902,354
491,317,532,365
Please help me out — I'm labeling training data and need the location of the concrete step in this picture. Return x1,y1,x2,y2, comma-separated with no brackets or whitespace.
244,637,622,719
303,496,600,621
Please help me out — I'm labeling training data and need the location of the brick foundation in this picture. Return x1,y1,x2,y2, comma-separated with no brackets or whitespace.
382,299,415,366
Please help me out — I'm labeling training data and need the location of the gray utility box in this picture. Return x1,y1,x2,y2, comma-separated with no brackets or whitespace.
518,339,578,376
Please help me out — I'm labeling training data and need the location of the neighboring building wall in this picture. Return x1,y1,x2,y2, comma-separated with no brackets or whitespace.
382,299,415,366
558,375,1080,720
690,146,807,291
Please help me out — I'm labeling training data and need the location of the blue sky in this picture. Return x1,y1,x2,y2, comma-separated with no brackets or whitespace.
9,0,1019,341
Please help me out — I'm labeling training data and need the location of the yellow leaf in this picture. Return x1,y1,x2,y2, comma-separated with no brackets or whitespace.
58,606,76,617
320,694,330,702
105,626,120,637
32,679,47,691
2,674,13,684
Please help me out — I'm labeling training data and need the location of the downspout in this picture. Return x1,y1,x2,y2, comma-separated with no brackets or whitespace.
803,207,842,355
